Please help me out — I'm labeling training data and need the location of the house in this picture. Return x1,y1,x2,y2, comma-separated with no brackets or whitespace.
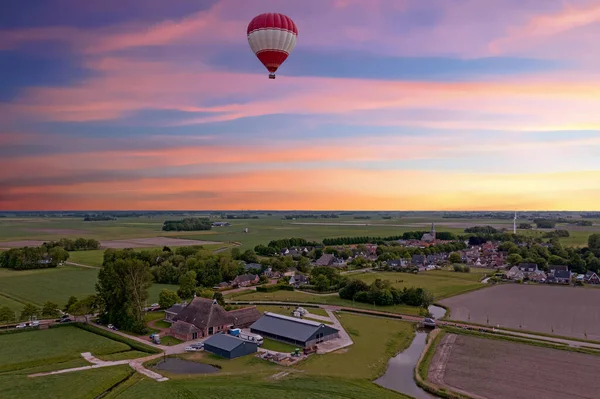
262,267,281,279
411,255,426,266
548,270,571,285
548,265,569,276
203,333,257,359
585,271,600,284
232,274,259,287
283,267,297,277
518,263,538,275
289,274,309,287
169,297,261,341
529,270,547,283
164,303,185,323
250,312,340,348
244,263,263,272
314,254,335,266
506,266,524,280
387,259,408,269
332,257,346,267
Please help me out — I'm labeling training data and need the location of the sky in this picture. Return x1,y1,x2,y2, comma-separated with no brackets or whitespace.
1,0,600,211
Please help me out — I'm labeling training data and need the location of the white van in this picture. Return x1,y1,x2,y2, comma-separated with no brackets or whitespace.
239,331,263,346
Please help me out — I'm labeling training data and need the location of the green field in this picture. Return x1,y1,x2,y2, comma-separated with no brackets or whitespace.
262,337,298,353
255,304,329,318
0,266,178,314
0,326,130,372
355,269,489,300
299,312,415,379
0,215,595,251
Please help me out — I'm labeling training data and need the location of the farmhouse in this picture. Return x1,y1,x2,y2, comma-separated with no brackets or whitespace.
250,312,340,348
203,333,258,359
518,263,538,275
164,303,185,322
232,274,259,287
506,266,524,280
169,297,261,341
314,254,335,266
289,274,309,287
548,265,569,275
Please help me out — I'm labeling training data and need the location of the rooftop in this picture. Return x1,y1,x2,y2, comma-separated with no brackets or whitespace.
204,333,253,351
250,312,338,342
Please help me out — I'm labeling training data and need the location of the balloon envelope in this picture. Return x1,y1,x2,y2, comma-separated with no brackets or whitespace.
247,13,298,78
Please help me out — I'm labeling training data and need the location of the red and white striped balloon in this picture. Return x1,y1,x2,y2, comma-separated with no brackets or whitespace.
247,13,298,79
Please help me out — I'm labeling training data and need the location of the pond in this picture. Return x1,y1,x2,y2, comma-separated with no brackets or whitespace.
375,331,438,399
153,358,220,375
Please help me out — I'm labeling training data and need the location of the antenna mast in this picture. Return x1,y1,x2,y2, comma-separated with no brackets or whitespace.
513,211,517,234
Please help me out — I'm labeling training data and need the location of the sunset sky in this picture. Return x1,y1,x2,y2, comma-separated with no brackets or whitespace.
1,0,599,211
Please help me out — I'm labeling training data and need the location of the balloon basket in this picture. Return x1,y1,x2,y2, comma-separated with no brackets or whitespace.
269,73,276,79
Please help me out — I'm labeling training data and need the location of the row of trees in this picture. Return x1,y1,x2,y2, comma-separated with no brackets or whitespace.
0,246,69,270
44,238,100,251
162,217,212,231
84,215,117,221
339,279,433,308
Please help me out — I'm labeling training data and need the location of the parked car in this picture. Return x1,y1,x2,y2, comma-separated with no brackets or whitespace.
16,323,27,329
190,342,204,349
185,346,199,352
29,321,40,327
107,324,118,331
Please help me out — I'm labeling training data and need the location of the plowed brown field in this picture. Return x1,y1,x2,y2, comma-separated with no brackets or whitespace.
429,334,600,399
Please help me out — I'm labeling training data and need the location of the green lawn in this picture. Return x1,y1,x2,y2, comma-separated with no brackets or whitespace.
160,336,182,346
95,350,150,361
261,338,299,353
355,269,489,300
0,365,134,399
0,266,177,310
106,373,408,399
0,326,130,372
298,312,415,379
0,292,24,313
228,289,424,316
67,249,105,266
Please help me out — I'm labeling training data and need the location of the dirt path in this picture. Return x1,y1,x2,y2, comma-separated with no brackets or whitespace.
315,309,354,354
65,261,101,269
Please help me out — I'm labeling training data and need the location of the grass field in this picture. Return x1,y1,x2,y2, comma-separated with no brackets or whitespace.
0,266,178,314
2,215,595,250
262,337,298,353
298,312,415,379
354,269,489,300
0,326,130,372
0,365,134,399
228,289,424,316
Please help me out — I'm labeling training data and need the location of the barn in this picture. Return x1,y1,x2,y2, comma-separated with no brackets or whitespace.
203,333,258,359
250,312,339,348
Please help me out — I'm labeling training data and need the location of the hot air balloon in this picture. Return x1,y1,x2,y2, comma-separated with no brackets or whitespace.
247,13,298,79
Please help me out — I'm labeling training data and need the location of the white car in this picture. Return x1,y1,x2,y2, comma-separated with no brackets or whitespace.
185,346,199,352
16,323,27,328
29,321,40,327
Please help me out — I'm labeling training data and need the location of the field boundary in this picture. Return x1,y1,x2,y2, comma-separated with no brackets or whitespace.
74,323,161,354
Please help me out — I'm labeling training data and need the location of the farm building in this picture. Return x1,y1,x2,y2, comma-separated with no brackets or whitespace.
168,297,261,341
250,312,339,348
203,333,258,359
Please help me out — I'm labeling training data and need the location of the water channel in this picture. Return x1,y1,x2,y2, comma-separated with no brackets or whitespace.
374,305,446,399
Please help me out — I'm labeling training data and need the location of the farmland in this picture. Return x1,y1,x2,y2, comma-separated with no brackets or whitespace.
428,334,600,399
1,215,596,251
440,284,600,341
354,269,489,300
0,266,178,313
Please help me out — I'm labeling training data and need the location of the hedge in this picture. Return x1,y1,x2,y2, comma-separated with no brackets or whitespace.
256,284,294,293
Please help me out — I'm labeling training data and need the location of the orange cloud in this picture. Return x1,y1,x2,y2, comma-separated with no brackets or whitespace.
3,168,600,211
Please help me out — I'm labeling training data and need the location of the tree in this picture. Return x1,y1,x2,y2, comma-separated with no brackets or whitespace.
589,234,600,253
213,292,225,307
178,270,197,300
158,289,180,309
0,306,15,323
69,295,102,323
313,275,330,292
49,246,69,265
197,288,214,299
64,296,78,312
21,303,40,320
96,257,152,333
448,252,462,264
42,301,60,318
507,253,523,266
